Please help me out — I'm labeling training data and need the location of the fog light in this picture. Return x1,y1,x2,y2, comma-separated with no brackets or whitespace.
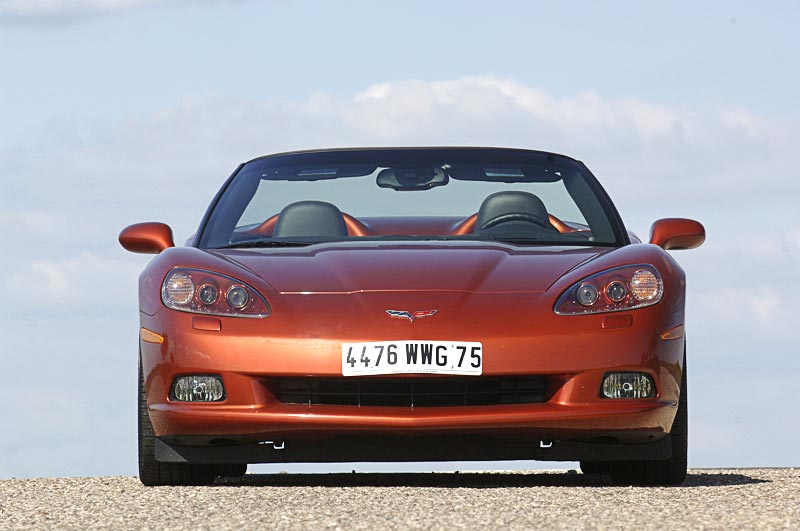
601,372,654,399
172,375,225,402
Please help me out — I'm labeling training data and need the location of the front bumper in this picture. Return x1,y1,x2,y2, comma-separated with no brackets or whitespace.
151,398,675,444
155,432,673,464
151,399,676,463
140,290,685,464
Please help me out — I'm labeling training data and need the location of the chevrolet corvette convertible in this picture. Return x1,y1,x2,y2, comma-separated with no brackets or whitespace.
120,147,704,486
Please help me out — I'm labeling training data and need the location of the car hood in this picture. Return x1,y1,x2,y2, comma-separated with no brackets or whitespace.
212,242,613,294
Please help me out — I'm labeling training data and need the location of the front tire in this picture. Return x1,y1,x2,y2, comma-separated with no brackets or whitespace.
609,353,688,486
138,358,224,486
220,464,248,477
580,461,610,475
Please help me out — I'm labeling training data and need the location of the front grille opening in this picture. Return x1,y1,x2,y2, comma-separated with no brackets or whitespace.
272,377,549,407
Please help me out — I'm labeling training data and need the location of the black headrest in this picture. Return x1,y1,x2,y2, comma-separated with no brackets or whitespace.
273,201,348,239
475,191,549,231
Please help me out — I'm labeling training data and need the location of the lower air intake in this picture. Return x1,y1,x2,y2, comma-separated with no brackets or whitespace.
274,377,548,407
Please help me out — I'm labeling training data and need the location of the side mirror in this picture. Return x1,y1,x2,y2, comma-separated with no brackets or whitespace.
119,222,175,254
649,218,705,250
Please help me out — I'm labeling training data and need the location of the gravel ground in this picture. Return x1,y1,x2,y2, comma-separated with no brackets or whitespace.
0,469,797,530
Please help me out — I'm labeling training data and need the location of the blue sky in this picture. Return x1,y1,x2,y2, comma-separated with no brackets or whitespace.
1,0,798,478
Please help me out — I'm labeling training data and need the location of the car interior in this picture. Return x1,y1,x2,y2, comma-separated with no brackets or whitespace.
239,190,589,244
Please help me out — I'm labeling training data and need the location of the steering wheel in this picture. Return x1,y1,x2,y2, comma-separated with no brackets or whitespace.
478,212,552,231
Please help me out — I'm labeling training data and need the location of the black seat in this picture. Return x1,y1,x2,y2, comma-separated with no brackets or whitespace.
474,191,553,232
273,201,348,239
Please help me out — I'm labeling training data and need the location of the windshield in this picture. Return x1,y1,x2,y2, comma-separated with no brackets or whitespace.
198,148,626,249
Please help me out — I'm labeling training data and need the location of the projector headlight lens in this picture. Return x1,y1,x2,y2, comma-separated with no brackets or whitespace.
226,286,249,309
197,284,219,305
606,281,627,302
576,283,599,306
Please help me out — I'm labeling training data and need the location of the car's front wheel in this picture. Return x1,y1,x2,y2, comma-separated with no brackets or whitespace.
138,357,245,486
579,461,610,475
609,353,688,486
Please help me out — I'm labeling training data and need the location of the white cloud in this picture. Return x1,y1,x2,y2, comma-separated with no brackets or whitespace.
0,211,71,237
0,0,168,15
4,252,142,311
4,76,797,245
0,0,244,18
695,285,796,336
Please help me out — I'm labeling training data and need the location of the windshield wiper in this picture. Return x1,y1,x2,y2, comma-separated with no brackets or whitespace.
494,236,548,245
211,239,318,249
493,236,614,247
491,236,582,246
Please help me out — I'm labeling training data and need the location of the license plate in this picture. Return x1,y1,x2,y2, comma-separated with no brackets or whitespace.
341,340,483,376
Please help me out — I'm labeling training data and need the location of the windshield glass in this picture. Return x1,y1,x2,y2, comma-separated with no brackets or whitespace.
199,148,625,249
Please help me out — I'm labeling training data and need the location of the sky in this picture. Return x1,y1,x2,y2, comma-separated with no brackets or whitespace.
1,0,799,478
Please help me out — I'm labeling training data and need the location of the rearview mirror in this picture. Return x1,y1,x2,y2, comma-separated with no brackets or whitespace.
376,167,449,191
649,218,705,250
119,222,175,254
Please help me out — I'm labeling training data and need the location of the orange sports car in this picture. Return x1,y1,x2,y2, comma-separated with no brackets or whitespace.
120,147,704,486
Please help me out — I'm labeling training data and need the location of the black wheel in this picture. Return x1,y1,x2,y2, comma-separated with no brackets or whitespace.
138,357,220,486
220,464,248,477
609,353,688,486
580,461,610,475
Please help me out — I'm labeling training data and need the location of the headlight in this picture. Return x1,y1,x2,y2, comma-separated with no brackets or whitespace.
630,269,661,301
226,286,249,309
576,283,599,306
161,268,271,318
554,264,664,315
163,271,194,304
197,284,219,305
